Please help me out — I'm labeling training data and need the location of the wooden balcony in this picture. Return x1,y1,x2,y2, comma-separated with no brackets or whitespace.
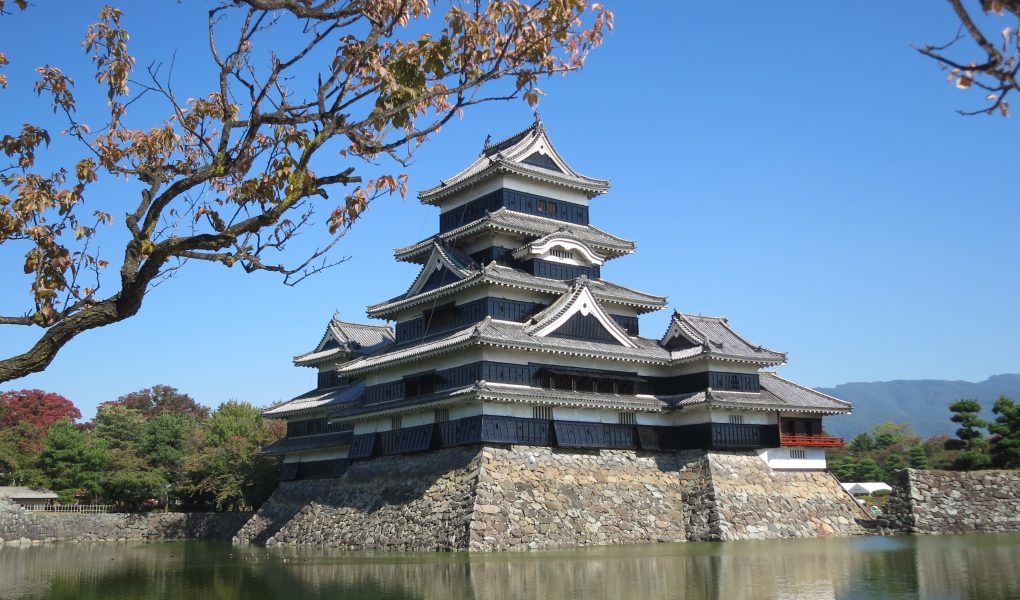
780,434,844,448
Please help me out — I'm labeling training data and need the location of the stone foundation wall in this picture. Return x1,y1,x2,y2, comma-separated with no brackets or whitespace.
469,446,685,549
236,445,866,550
234,445,483,550
0,496,251,545
704,452,869,540
883,468,1020,534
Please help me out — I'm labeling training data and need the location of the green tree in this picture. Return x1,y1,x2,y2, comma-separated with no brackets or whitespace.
989,396,1020,468
873,422,911,449
848,432,877,453
0,1,612,382
828,454,857,481
93,405,145,450
183,401,284,511
101,448,167,511
882,453,907,481
141,412,196,507
854,458,883,481
944,399,991,469
908,444,930,470
39,418,105,502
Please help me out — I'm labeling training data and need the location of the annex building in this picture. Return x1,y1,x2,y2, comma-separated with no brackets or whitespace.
240,120,867,550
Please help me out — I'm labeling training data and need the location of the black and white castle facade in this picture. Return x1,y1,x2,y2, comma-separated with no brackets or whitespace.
263,118,851,480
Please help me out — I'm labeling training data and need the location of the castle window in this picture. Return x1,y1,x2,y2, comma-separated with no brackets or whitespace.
790,449,806,460
728,414,744,425
550,248,573,260
434,408,450,423
618,412,637,425
390,416,402,430
533,406,554,420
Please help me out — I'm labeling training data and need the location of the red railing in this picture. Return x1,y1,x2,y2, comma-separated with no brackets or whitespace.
780,434,844,448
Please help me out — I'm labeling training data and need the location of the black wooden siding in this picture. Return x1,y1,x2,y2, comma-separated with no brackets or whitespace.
395,297,546,343
377,424,434,455
547,312,622,344
525,259,600,281
279,459,350,482
611,314,639,336
287,418,353,438
439,189,589,233
468,246,516,266
648,372,760,395
554,421,637,449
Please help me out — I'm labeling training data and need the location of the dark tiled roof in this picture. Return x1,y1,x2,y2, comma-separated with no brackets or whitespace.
673,373,851,415
394,208,634,263
367,263,666,318
294,319,395,367
418,121,610,203
662,312,786,365
261,431,353,455
340,314,780,377
263,381,365,417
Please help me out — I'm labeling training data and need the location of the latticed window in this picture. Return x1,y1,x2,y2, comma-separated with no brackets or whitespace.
550,248,573,260
728,414,744,425
618,412,637,425
533,406,554,420
434,408,450,423
790,449,806,459
390,416,402,430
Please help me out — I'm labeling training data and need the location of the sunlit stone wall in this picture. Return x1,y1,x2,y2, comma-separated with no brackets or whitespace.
884,468,1020,534
236,446,868,550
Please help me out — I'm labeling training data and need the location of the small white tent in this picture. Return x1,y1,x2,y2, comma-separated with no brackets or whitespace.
840,482,892,495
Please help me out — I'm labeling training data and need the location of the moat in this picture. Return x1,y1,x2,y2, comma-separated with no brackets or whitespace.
4,534,1020,600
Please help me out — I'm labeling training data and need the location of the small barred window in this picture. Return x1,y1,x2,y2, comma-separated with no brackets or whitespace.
390,416,402,431
550,248,573,260
533,406,554,420
618,412,637,425
728,414,744,425
790,449,806,460
434,408,450,423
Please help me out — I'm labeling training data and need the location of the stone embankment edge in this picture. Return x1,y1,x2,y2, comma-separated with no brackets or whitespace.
0,496,252,546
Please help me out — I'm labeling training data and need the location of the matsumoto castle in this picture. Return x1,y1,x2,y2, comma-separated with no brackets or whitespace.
263,119,851,480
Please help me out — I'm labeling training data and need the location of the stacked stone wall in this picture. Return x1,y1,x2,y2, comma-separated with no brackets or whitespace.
234,445,483,550
0,496,251,545
705,452,868,540
883,468,1020,534
468,446,686,549
235,445,867,550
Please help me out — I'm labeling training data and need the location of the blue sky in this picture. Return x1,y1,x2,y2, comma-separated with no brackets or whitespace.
2,2,1017,419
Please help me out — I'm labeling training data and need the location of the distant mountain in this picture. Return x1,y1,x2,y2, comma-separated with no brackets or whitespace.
817,374,1020,439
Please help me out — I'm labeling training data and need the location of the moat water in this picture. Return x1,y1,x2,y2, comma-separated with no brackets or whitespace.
2,534,1019,599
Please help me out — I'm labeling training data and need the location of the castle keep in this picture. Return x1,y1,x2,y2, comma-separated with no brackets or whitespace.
240,120,865,549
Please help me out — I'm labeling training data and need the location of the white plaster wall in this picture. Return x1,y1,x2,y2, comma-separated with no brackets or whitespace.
282,447,349,463
709,409,776,425
481,403,536,418
757,447,828,470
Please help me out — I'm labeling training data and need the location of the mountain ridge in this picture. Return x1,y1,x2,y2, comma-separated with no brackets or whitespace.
816,373,1020,439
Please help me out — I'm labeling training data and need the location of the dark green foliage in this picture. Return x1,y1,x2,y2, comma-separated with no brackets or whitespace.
40,418,106,502
989,396,1020,468
848,432,877,453
908,445,930,469
93,405,145,450
854,458,883,481
882,453,907,480
945,399,991,469
182,401,283,511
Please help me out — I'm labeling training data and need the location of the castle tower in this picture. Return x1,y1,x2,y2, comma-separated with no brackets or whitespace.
263,119,852,479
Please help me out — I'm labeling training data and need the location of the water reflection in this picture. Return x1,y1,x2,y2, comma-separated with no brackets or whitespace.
3,534,1019,600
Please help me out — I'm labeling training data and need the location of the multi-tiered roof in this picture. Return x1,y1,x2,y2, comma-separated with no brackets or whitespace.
265,119,850,474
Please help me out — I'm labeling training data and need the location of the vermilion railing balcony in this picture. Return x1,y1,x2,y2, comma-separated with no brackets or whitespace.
780,434,845,448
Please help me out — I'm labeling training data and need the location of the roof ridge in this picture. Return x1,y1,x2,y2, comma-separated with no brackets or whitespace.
760,371,852,407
